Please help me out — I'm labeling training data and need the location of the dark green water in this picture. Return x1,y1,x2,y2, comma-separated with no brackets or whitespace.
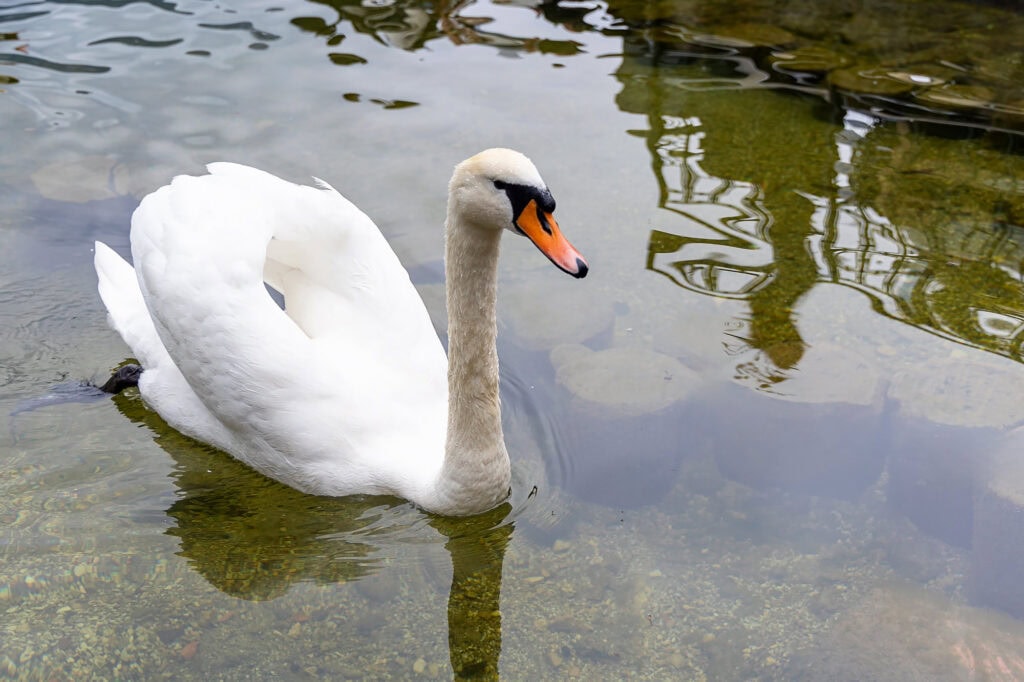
3,0,1024,679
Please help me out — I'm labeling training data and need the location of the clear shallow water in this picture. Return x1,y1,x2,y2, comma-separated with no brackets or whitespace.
4,0,1024,679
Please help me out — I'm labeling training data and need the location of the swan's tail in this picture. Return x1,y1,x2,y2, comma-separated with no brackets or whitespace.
93,241,165,369
94,242,236,452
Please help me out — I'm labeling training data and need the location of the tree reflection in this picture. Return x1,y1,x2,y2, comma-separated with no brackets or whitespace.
294,0,584,55
616,29,1024,379
619,36,831,386
112,390,512,678
290,0,1024,374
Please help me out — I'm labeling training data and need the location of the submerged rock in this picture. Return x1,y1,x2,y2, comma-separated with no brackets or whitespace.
31,156,192,202
915,84,997,113
700,342,886,500
971,432,1024,619
889,356,1024,431
699,382,887,500
703,23,797,50
550,344,697,418
886,418,994,548
31,156,121,203
547,344,699,507
829,67,916,96
767,46,851,78
502,283,614,351
886,356,1024,548
882,64,959,88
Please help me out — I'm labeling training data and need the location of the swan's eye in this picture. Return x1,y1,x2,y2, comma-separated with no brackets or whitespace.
493,181,550,209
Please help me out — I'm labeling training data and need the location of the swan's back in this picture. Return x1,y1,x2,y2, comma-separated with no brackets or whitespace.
101,163,448,497
134,163,431,344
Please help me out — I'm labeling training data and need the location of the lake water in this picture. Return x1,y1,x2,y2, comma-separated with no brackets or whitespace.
4,0,1024,679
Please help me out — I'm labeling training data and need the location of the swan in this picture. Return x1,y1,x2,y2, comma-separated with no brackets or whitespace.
93,148,588,516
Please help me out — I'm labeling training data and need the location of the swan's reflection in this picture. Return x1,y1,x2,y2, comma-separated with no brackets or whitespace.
112,389,511,678
433,512,513,680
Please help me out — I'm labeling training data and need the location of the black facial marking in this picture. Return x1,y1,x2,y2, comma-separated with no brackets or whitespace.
536,208,554,236
493,180,555,233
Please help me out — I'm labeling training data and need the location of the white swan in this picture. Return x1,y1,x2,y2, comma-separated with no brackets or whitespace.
93,148,587,516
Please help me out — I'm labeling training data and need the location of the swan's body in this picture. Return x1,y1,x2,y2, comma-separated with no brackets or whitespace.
94,149,587,516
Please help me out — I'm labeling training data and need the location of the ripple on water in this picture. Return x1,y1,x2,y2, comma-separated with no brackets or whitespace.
0,0,293,130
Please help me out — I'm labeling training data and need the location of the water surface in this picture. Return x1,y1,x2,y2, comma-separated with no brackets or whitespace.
3,0,1024,679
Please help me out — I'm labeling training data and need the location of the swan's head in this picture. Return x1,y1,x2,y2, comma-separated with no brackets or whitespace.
449,148,588,278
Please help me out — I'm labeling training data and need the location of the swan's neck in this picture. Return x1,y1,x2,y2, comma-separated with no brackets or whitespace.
436,212,511,515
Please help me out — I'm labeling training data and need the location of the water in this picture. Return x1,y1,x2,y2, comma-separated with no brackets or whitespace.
3,0,1024,678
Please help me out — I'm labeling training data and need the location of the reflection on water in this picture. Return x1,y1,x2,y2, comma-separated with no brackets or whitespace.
0,0,584,123
434,512,512,680
644,108,1024,372
123,391,388,601
115,387,511,677
298,0,584,54
625,76,826,385
604,0,1024,139
5,0,1024,679
0,0,282,127
613,2,1024,636
622,30,1024,382
640,113,809,384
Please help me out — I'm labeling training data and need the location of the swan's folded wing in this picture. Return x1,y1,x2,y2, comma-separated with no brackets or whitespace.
126,163,447,480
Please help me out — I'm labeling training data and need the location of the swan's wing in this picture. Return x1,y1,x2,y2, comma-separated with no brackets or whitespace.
126,163,447,490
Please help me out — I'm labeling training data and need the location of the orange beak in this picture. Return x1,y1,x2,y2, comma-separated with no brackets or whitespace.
514,199,588,278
